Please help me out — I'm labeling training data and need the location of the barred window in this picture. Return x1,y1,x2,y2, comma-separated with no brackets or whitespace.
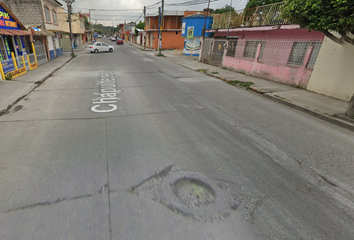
288,41,322,67
226,39,238,57
307,42,322,68
243,40,263,59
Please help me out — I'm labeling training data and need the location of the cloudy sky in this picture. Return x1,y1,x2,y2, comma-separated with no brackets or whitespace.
58,0,248,26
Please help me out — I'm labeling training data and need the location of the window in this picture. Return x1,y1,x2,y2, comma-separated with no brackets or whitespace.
0,36,7,61
16,36,23,52
52,10,57,24
95,43,101,46
243,40,263,59
101,43,108,46
24,36,33,54
226,39,238,57
44,6,51,23
288,41,322,67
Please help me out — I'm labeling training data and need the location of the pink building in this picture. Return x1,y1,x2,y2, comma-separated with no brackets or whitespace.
203,25,325,88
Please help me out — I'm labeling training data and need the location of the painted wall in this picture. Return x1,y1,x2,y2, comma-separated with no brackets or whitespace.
224,56,313,87
220,28,324,87
307,34,354,101
181,16,212,38
183,37,201,56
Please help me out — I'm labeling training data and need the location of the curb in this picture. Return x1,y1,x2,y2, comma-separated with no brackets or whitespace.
174,61,354,132
0,56,74,116
261,94,354,132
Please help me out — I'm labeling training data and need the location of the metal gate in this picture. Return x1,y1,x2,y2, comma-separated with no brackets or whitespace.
34,40,47,66
201,38,212,64
210,39,226,66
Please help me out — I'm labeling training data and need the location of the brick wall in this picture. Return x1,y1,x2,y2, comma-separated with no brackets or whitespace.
3,0,45,28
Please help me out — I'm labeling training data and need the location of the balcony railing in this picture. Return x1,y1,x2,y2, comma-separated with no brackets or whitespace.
211,2,289,29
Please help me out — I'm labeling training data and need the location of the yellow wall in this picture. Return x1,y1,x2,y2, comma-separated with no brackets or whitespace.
57,8,85,34
307,33,354,101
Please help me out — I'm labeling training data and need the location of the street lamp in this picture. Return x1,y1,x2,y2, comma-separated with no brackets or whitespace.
65,0,75,57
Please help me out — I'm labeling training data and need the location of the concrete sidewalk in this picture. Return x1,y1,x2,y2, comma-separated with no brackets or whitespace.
0,53,72,114
63,41,91,53
126,41,354,131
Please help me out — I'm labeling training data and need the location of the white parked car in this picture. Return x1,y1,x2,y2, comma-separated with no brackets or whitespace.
111,37,116,41
88,42,114,53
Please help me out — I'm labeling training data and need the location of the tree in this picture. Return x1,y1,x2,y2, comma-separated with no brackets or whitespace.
135,21,145,35
282,0,354,45
213,4,235,14
83,16,91,30
246,0,283,9
135,21,145,30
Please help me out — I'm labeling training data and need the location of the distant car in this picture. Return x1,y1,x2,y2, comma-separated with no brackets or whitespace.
116,38,123,45
88,42,114,53
97,35,102,38
111,37,116,41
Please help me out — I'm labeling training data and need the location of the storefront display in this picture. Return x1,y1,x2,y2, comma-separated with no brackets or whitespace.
0,2,37,80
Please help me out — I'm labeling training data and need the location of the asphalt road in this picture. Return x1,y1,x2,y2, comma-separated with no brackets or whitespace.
0,39,354,240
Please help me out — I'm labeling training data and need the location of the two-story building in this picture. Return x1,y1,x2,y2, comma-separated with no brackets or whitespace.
144,10,184,50
57,8,86,52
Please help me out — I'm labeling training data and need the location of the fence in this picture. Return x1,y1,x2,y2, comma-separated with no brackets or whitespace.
212,2,289,29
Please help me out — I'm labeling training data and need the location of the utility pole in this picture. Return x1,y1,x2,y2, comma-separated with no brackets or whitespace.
158,7,161,51
143,6,146,50
65,0,75,57
89,9,93,42
159,0,164,55
202,0,211,41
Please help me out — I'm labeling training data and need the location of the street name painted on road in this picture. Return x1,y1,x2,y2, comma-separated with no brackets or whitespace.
91,72,121,113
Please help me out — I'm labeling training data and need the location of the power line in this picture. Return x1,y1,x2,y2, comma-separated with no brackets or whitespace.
75,8,141,11
165,0,219,6
146,1,162,9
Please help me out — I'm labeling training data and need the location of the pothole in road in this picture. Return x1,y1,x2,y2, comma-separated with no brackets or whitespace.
174,178,215,208
131,167,238,222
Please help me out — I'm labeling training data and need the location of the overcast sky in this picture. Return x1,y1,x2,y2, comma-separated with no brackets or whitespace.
58,0,248,26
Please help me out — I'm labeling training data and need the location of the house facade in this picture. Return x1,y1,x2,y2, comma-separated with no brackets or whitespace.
200,2,325,88
41,0,63,59
181,13,213,56
57,8,86,52
145,10,184,50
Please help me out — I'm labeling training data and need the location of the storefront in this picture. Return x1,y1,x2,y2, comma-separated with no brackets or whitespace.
0,3,38,80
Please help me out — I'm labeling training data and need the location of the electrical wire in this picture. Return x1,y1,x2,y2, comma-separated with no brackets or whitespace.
165,0,219,6
146,1,162,9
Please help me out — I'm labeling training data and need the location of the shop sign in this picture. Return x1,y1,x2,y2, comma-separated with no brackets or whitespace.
30,62,38,69
7,66,26,78
0,5,21,30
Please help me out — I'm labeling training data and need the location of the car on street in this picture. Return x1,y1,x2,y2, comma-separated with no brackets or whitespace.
116,38,123,45
88,42,114,53
111,37,116,41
